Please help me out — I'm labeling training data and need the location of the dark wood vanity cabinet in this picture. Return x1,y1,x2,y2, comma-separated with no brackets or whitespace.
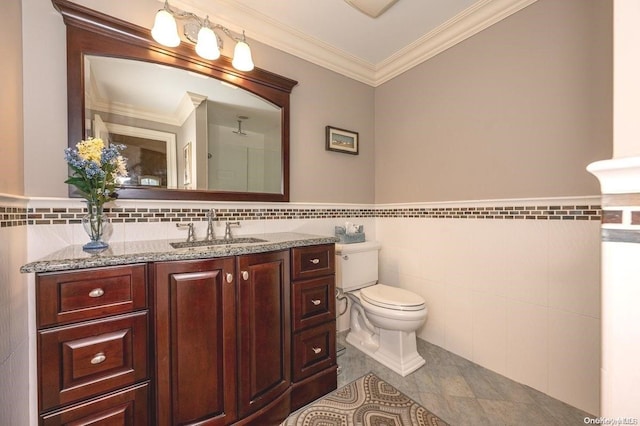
35,243,336,425
153,257,237,426
290,244,337,410
237,251,291,420
36,264,150,425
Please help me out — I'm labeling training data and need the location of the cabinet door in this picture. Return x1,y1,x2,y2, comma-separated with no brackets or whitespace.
154,258,236,426
237,250,291,418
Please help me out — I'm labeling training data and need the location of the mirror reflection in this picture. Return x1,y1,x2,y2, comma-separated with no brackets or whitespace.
84,55,283,193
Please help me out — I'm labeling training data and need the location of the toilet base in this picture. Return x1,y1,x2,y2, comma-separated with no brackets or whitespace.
346,328,426,377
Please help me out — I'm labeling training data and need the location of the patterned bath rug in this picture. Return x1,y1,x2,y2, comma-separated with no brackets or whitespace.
282,372,449,426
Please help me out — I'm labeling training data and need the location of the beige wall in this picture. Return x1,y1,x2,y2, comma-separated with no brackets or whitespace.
255,44,375,203
374,0,612,203
25,0,606,205
0,1,30,424
22,0,375,204
0,0,24,195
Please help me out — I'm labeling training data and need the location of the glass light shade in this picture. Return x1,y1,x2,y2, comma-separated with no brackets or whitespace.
151,9,181,47
195,26,220,60
232,40,254,71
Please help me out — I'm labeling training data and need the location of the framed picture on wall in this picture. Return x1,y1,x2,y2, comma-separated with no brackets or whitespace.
326,126,359,155
183,142,192,186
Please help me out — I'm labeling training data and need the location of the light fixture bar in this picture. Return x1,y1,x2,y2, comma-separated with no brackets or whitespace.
151,0,254,71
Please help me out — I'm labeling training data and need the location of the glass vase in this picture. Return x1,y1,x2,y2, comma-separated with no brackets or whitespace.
82,203,108,251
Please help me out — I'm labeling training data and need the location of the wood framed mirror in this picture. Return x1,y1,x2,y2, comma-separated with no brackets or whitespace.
54,0,297,202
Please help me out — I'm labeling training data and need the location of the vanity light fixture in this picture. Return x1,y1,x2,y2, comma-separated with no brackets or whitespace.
151,0,254,71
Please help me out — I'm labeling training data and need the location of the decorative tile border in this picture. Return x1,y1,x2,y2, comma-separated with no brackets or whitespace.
602,210,624,224
376,204,600,220
599,193,640,228
20,203,602,226
0,206,28,228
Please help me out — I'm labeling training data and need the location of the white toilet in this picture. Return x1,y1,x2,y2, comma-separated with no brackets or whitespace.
336,241,427,376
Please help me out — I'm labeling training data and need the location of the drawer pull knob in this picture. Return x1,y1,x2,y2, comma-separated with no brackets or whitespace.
311,299,321,306
309,258,320,264
88,288,104,298
312,347,322,354
226,273,233,283
90,352,106,365
241,271,249,280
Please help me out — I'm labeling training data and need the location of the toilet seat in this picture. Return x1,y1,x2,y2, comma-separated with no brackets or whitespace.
360,284,425,311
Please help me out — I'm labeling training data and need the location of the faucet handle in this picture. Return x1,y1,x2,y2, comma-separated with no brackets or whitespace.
224,221,240,240
176,222,195,242
206,209,216,241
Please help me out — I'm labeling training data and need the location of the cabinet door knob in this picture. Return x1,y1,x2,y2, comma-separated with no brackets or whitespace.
226,273,233,283
88,288,104,298
311,299,321,306
312,347,322,354
309,258,320,264
90,352,106,365
343,255,349,261
241,271,249,280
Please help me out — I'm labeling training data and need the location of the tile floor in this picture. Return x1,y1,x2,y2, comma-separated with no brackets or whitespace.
336,334,594,426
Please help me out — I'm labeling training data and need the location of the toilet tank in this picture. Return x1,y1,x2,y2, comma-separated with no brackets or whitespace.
335,241,382,292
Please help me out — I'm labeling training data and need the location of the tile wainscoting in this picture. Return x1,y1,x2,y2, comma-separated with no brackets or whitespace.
0,195,29,426
375,196,602,416
17,195,602,420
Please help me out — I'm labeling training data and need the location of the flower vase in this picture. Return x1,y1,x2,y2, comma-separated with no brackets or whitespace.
82,203,108,251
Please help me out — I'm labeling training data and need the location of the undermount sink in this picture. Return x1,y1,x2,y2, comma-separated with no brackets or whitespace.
170,237,268,249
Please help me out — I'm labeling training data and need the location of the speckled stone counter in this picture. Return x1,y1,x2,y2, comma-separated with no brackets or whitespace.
21,232,339,273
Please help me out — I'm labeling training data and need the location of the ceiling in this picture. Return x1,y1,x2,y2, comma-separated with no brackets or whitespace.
167,0,537,86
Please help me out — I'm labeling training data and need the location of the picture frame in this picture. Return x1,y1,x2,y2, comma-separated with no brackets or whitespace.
183,142,192,186
326,126,359,155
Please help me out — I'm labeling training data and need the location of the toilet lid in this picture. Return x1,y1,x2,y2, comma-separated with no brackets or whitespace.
360,284,425,311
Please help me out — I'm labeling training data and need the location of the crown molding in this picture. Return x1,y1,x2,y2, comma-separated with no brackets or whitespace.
165,0,537,87
88,98,183,127
375,0,538,85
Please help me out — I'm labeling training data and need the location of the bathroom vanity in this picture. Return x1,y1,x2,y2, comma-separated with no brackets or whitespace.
22,233,338,425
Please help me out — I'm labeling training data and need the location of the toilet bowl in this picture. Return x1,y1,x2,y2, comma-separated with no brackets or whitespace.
336,242,427,376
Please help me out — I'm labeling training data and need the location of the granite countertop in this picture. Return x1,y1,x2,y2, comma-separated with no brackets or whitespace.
21,232,339,274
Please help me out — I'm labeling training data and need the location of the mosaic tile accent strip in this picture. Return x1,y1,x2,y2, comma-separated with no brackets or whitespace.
376,205,601,220
600,193,640,227
23,204,602,226
0,206,28,228
601,210,624,224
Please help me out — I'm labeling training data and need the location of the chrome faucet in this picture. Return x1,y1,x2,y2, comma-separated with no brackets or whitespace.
224,221,240,240
176,222,195,242
205,209,216,241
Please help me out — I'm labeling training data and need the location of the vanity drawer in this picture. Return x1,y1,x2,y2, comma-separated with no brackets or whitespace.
292,244,335,280
40,382,149,426
37,264,147,328
292,322,336,381
38,311,148,412
292,276,336,331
